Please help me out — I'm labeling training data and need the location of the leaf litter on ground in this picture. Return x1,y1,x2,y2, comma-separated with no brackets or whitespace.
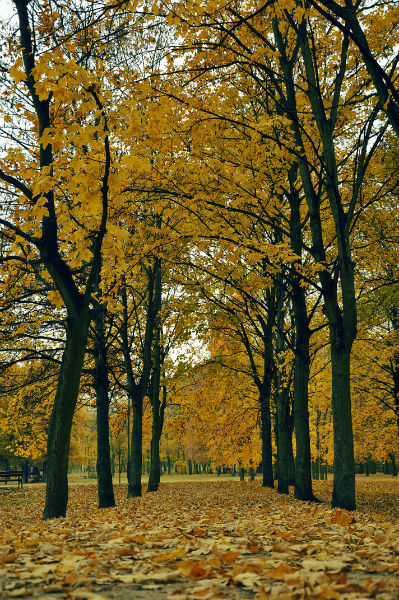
1,478,399,599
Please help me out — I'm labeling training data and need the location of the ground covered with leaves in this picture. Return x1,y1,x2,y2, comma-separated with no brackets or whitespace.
1,478,399,600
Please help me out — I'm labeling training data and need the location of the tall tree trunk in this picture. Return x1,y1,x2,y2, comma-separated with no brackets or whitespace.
147,357,161,492
314,408,321,480
276,388,294,494
272,17,359,510
287,167,314,501
390,452,397,477
292,301,314,501
129,392,143,497
273,288,295,495
260,383,274,488
148,431,161,491
148,259,163,493
299,22,357,510
127,396,131,486
43,309,90,519
323,261,356,510
389,307,399,438
93,305,115,509
120,265,158,498
330,344,356,509
22,459,31,484
240,288,275,489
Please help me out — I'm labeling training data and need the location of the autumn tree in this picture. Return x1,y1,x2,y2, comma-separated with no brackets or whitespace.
0,0,137,518
0,360,56,465
168,357,260,474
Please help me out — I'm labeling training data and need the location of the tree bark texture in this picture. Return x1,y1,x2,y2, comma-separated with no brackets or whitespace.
129,392,143,497
260,383,274,488
93,305,115,509
292,298,314,501
43,310,90,519
273,287,295,495
148,260,163,493
276,389,294,494
330,345,356,509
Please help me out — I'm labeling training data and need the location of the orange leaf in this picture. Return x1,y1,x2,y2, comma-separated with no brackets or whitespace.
337,572,347,585
115,544,137,557
61,572,80,586
151,548,186,563
212,547,240,564
192,586,212,596
318,587,341,599
330,510,355,525
132,534,146,544
268,563,298,580
190,565,208,579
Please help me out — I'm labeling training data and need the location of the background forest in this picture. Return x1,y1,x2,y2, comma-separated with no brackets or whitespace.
0,0,398,519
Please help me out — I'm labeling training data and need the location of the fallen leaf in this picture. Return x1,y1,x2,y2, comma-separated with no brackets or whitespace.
318,587,341,600
151,548,186,563
302,558,347,573
330,510,355,526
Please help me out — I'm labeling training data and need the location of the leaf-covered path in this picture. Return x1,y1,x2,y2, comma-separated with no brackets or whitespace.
1,479,399,599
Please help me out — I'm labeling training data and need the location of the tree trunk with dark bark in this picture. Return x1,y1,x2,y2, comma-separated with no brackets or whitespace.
272,16,360,510
93,305,115,509
292,316,314,501
120,264,159,498
287,168,314,502
129,391,143,497
276,391,294,494
147,381,162,492
147,381,161,492
260,383,274,488
273,293,295,495
389,307,399,439
147,258,164,493
43,310,90,519
330,343,355,509
390,453,397,477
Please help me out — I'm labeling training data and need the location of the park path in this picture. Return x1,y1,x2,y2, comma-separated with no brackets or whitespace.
1,479,399,599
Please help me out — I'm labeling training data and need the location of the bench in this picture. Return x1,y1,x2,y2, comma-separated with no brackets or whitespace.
0,470,23,488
